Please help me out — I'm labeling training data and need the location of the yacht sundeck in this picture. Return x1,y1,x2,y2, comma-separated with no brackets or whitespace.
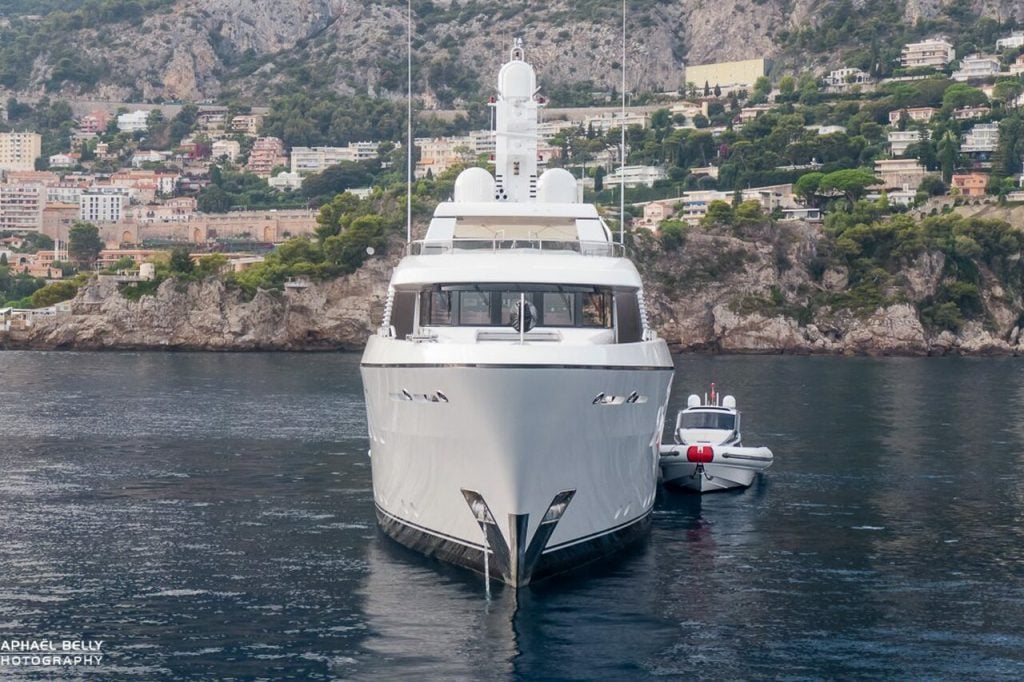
659,385,774,493
360,41,674,587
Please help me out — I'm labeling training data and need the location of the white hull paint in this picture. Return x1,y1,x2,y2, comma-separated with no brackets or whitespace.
362,335,673,585
660,457,758,492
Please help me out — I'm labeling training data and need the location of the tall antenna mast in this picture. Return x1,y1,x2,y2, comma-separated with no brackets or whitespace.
406,0,413,243
619,0,626,245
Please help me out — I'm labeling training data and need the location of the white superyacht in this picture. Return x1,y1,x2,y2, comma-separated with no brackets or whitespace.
361,41,674,587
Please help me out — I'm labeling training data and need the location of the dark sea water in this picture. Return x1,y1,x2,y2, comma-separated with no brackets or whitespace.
1,352,1023,680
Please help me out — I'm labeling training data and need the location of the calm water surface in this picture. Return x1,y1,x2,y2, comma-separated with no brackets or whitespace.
1,352,1023,680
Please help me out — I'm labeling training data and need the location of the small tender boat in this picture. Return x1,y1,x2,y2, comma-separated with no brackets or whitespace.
659,384,773,493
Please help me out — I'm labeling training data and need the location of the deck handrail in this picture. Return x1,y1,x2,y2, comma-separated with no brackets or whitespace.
406,238,626,257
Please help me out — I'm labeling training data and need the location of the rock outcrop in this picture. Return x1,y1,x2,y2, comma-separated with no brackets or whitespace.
3,258,393,351
4,221,1023,356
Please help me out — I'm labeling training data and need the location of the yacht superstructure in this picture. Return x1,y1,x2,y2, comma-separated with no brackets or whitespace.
361,41,674,587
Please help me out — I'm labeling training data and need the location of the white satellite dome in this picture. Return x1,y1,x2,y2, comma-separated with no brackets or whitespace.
537,168,578,204
453,167,496,203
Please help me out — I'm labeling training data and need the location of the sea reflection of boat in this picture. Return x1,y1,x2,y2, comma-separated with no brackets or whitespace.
659,385,773,493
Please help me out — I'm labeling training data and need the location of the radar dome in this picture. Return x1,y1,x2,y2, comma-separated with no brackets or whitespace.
687,394,701,408
454,167,496,203
537,168,578,204
498,61,536,99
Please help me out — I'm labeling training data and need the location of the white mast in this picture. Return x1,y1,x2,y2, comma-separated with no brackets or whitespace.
406,0,413,242
491,39,543,203
619,0,627,245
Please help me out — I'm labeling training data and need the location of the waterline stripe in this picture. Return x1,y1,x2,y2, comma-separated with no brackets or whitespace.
361,363,673,371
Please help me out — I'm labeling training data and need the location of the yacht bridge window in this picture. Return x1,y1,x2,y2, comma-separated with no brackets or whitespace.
419,284,616,329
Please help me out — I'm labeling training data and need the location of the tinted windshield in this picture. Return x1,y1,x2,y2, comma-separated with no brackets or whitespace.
681,412,736,430
419,284,614,329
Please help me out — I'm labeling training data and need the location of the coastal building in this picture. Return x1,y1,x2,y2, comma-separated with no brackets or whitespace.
874,159,929,190
48,153,79,168
246,137,287,178
291,146,358,175
737,104,773,124
582,110,650,133
951,172,988,198
0,183,44,231
78,110,109,135
952,54,1001,82
197,107,229,130
953,105,992,120
116,110,150,133
268,172,303,191
211,139,241,162
961,122,1000,154
638,200,675,230
824,68,871,91
126,197,197,224
900,38,955,69
888,107,938,125
80,188,130,224
131,150,172,168
889,129,927,156
0,132,42,172
229,114,263,136
1010,54,1024,76
996,31,1024,51
602,165,667,189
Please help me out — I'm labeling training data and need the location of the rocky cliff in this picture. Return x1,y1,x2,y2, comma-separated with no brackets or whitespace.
4,219,1022,355
5,0,1023,103
638,220,1024,356
2,257,393,351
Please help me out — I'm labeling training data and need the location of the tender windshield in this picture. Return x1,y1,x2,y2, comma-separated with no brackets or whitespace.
681,412,736,430
419,284,614,329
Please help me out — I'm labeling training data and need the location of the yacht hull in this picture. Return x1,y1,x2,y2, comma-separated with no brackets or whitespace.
361,347,673,587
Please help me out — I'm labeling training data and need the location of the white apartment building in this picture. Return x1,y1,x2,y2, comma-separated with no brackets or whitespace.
961,122,1000,154
874,159,929,190
0,132,42,172
582,110,650,134
291,146,357,175
952,54,1001,82
290,141,388,175
888,129,928,156
46,184,85,204
824,68,871,89
0,183,44,231
268,172,303,191
131,150,171,168
79,188,130,224
901,38,955,69
117,110,150,133
996,31,1024,51
211,139,241,162
602,165,667,189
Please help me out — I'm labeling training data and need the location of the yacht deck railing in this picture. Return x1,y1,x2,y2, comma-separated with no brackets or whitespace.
406,239,626,257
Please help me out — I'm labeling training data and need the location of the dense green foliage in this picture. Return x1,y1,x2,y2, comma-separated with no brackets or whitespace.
68,222,103,269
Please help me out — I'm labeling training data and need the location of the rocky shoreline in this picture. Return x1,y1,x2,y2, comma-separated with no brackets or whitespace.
3,253,1021,357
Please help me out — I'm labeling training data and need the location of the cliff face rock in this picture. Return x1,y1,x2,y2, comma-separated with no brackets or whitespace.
639,222,1024,356
21,0,1023,103
8,258,393,351
3,219,1023,355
